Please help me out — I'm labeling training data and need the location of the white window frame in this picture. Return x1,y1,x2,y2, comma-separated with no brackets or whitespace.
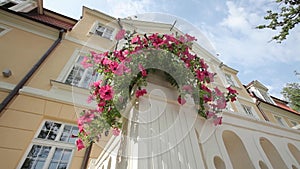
241,104,260,119
17,120,78,169
224,73,237,87
58,50,102,89
274,115,288,127
258,89,275,104
0,24,11,37
89,22,114,40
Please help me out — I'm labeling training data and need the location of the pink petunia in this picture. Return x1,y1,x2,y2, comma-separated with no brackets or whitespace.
138,63,147,77
99,85,114,101
206,111,215,118
112,128,121,136
213,116,222,126
115,29,126,40
214,87,223,97
76,139,85,151
177,96,186,105
216,98,227,109
114,63,131,76
136,89,147,98
227,86,238,94
182,85,193,93
131,35,140,44
81,56,93,68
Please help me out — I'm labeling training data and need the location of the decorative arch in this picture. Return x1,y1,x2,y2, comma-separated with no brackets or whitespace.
259,137,288,169
222,130,255,169
288,143,300,165
214,156,226,169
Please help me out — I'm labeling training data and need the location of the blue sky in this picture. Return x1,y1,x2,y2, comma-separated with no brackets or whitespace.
44,0,300,98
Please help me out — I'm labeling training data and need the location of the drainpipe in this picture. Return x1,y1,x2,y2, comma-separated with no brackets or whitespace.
81,142,93,169
257,100,270,121
0,29,64,114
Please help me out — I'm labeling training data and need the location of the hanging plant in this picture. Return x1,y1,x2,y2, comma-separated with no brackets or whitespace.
76,29,238,150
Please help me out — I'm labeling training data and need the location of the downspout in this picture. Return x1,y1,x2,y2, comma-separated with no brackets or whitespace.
81,142,93,169
257,100,270,121
0,29,64,114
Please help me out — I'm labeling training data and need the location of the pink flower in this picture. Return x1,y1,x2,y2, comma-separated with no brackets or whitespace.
136,89,147,98
177,96,186,105
87,95,94,103
76,139,85,151
138,63,147,77
93,80,102,88
80,111,95,123
182,85,193,93
109,61,119,72
214,87,223,97
216,98,227,109
112,128,120,136
115,29,126,40
131,35,140,44
196,70,205,81
81,56,93,68
99,85,114,100
114,63,131,76
206,111,215,118
213,116,222,126
227,86,238,94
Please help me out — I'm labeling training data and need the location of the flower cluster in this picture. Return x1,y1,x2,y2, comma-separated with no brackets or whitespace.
76,30,238,150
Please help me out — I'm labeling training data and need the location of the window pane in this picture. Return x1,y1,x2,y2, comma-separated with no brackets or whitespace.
61,149,72,161
28,145,41,158
38,121,61,140
49,162,58,169
21,158,34,169
38,146,51,158
58,163,68,169
53,148,63,160
34,159,45,169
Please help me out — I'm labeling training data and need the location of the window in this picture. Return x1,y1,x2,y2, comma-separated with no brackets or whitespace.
241,104,254,117
225,73,236,86
92,23,114,39
274,115,288,127
64,54,101,89
19,121,78,169
258,89,274,104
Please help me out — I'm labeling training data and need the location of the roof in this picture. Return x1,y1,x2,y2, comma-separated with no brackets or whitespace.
272,97,300,115
0,6,76,31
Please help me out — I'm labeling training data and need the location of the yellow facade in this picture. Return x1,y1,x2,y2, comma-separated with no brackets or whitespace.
1,1,300,169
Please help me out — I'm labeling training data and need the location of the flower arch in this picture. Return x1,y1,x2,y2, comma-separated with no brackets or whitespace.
76,30,238,150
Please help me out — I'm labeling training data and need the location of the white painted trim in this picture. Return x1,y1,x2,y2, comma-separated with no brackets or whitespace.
0,24,11,36
0,81,15,91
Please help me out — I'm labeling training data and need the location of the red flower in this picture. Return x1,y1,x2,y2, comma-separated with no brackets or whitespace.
213,116,222,126
177,96,186,105
99,85,114,100
112,128,120,136
138,63,147,77
81,56,93,68
115,29,126,40
227,86,238,94
131,35,140,44
136,89,147,98
214,87,223,97
206,111,215,118
76,139,85,151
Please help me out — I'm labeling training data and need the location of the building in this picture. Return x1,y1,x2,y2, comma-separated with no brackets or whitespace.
1,1,300,169
246,80,300,129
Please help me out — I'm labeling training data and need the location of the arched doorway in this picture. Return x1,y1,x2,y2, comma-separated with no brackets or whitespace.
222,130,255,169
259,137,288,169
288,143,300,165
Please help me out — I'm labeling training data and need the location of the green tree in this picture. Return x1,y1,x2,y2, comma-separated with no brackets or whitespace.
257,0,300,43
281,82,300,112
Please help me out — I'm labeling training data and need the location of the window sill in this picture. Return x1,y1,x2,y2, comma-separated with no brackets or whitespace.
50,80,90,95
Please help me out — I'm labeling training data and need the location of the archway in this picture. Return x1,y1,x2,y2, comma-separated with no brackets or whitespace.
259,137,288,169
222,130,255,169
214,156,226,169
288,143,300,165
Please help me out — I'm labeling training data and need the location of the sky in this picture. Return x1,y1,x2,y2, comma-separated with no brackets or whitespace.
44,0,300,98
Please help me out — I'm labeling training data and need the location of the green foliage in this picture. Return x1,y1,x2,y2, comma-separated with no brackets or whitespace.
281,82,300,112
257,0,300,42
